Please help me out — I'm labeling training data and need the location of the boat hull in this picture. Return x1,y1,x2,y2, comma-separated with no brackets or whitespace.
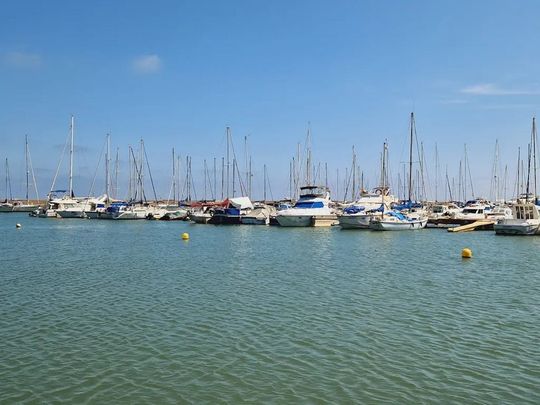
370,218,428,231
56,210,87,219
494,220,540,235
208,214,242,225
189,213,212,224
337,215,371,229
241,216,268,225
0,205,13,212
12,204,40,212
275,215,313,227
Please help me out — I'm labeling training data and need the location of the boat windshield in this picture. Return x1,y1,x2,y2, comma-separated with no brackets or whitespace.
294,201,324,209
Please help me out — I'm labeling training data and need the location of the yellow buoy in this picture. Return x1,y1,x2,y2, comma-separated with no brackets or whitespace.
181,232,190,240
16,223,21,228
461,248,472,259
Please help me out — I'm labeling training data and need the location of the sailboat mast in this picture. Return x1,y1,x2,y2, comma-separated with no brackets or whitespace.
4,158,8,201
213,157,217,200
325,162,328,190
532,117,537,200
289,160,292,199
264,164,267,202
221,157,224,200
408,112,414,202
106,134,111,198
25,135,29,202
435,143,439,202
226,127,230,198
172,148,176,202
381,142,387,218
69,115,74,197
352,146,356,200
204,159,207,201
114,148,119,199
306,127,311,185
526,143,532,203
516,147,521,198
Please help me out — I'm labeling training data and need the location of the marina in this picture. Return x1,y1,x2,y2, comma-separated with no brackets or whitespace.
2,1,540,403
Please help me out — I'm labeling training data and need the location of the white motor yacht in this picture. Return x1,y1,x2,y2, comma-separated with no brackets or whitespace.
495,201,540,235
276,186,336,227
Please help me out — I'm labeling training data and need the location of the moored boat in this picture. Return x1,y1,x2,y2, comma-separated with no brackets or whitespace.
276,185,336,227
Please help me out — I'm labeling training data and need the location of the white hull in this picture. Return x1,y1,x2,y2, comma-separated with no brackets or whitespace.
494,220,540,235
56,210,86,219
0,204,13,212
189,212,212,224
276,215,313,227
337,215,371,229
160,210,188,221
241,216,269,225
113,211,148,220
370,218,428,231
12,204,40,212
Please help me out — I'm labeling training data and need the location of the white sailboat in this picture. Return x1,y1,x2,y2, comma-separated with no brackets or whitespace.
55,116,87,219
495,117,540,235
113,140,155,220
338,145,397,229
0,158,14,212
370,115,428,231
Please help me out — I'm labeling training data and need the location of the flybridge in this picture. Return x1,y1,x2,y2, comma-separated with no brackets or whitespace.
299,185,329,199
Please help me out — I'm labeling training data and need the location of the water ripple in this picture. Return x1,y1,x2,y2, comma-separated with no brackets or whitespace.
0,214,539,403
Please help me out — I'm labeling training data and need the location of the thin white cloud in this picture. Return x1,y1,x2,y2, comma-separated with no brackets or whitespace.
132,54,161,74
3,51,42,68
460,83,540,96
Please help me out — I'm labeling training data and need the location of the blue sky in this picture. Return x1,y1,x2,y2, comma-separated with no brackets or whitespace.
1,0,540,201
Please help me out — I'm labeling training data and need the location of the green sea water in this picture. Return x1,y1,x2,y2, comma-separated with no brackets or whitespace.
1,213,539,404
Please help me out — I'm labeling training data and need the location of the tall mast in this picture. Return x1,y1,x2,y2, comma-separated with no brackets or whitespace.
106,134,111,199
203,159,207,201
139,139,144,201
435,143,439,202
226,127,230,198
516,147,521,198
248,156,252,199
172,148,176,202
351,146,356,200
221,157,224,200
114,148,119,199
287,160,291,198
532,117,537,200
408,112,414,202
264,164,267,201
445,166,453,201
232,158,236,197
324,162,328,189
306,125,312,185
526,143,532,203
69,115,74,197
381,142,388,218
4,158,9,201
213,157,217,200
25,134,29,202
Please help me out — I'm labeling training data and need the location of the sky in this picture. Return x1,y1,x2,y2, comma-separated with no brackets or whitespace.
2,0,540,201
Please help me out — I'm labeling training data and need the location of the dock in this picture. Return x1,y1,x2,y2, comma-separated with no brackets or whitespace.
447,220,496,233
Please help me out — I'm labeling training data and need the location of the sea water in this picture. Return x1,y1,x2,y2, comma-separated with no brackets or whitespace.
1,213,539,403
